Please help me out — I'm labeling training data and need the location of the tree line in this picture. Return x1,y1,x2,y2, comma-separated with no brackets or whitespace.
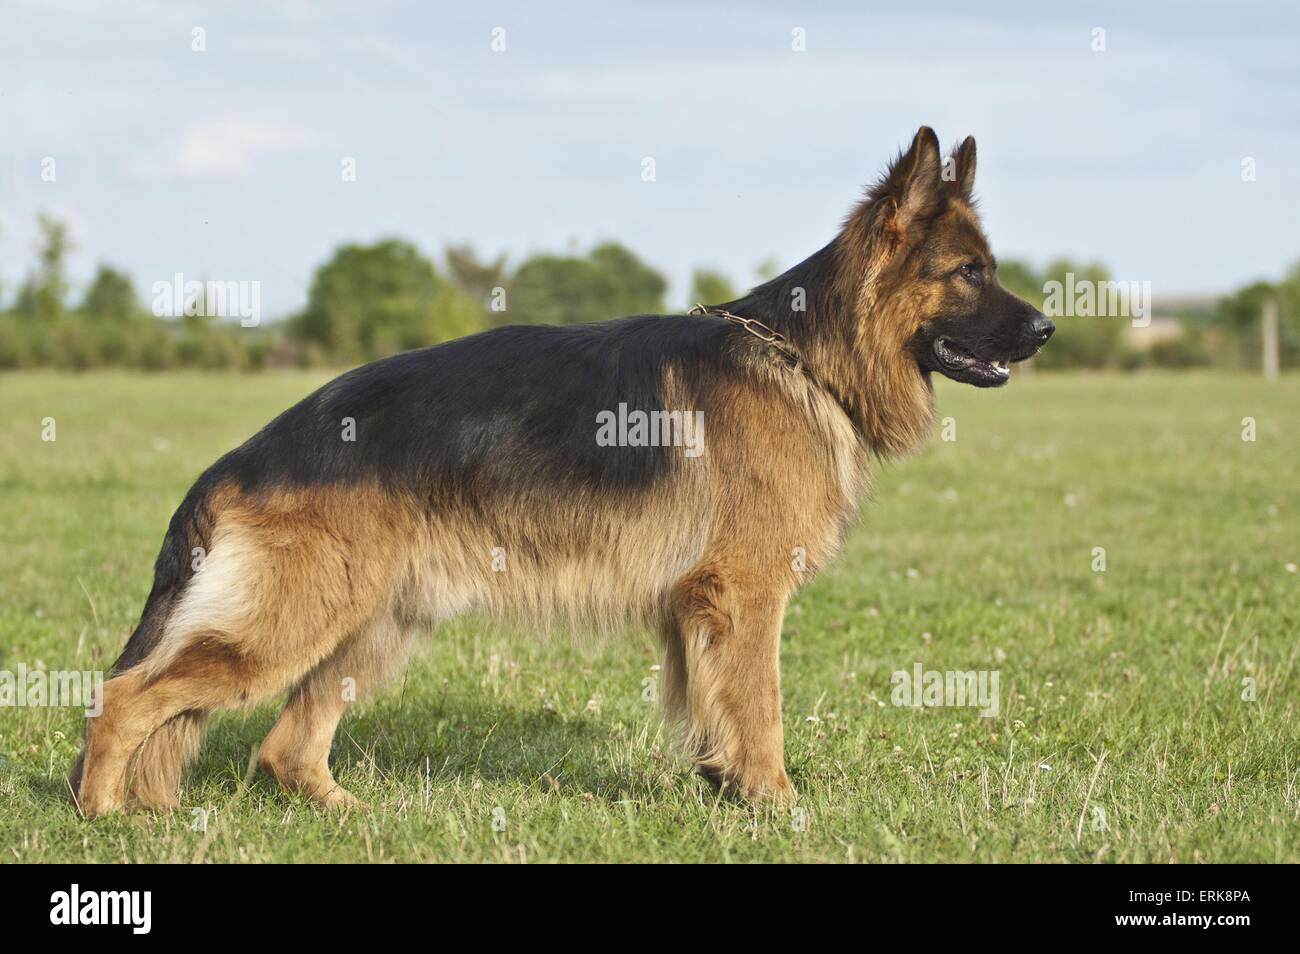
0,213,1294,371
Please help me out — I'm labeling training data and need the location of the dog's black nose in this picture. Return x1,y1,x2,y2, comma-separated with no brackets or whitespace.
1030,315,1055,343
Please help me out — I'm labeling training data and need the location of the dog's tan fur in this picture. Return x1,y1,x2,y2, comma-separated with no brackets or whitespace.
75,127,1004,815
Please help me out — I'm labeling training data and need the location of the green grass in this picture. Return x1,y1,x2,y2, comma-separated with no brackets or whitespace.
1,369,1296,863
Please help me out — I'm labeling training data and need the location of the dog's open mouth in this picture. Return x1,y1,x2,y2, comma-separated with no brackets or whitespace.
933,337,1012,387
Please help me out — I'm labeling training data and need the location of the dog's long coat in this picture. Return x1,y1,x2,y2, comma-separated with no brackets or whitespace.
73,127,1049,814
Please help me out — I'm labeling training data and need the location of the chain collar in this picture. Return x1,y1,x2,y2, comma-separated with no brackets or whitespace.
687,303,801,368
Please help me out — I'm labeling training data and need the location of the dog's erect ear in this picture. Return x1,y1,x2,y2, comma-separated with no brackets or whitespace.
948,135,977,201
882,126,943,229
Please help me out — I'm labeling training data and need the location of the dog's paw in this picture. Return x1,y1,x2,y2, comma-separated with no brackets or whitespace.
703,763,797,806
315,784,367,811
78,790,127,819
736,769,797,806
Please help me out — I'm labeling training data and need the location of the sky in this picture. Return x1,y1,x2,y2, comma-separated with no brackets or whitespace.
2,0,1299,319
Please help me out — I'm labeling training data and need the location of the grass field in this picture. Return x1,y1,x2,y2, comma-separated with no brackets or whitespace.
0,370,1296,863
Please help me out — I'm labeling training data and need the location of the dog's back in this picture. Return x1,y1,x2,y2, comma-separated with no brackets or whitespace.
74,312,865,815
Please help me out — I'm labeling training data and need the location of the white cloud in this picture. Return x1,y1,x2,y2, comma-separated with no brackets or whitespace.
176,117,315,176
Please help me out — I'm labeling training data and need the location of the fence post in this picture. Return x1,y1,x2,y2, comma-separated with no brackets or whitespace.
1262,298,1279,381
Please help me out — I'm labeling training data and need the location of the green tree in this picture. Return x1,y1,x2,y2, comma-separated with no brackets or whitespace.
14,213,72,322
1274,262,1300,368
508,242,666,325
589,243,666,313
79,265,141,322
995,259,1040,303
292,239,483,363
1212,279,1273,334
7,214,79,366
689,268,737,307
1213,277,1294,369
78,265,143,364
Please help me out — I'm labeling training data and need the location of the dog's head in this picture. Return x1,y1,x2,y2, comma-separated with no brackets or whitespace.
851,127,1053,388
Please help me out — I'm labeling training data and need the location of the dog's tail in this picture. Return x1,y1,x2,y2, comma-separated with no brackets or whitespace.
70,483,216,808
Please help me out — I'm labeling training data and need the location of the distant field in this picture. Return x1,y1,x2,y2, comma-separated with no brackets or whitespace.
0,370,1296,863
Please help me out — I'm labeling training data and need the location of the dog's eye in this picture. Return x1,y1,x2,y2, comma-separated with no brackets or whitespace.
957,262,983,285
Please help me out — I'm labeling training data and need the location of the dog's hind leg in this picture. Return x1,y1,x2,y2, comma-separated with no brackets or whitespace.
78,637,330,818
257,613,419,808
670,564,794,804
77,490,408,817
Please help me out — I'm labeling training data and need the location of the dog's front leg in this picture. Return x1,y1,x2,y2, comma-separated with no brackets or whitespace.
671,567,794,804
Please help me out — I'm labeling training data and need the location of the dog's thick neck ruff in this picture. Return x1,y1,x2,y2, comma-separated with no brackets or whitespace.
706,234,936,461
686,284,932,461
695,129,1020,460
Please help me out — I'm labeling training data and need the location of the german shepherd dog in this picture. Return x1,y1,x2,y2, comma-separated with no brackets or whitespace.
72,127,1052,815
